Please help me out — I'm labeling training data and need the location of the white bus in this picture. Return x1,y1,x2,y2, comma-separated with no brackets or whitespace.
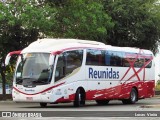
5,38,155,107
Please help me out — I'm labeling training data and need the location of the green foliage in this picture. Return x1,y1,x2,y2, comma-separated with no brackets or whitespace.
0,65,13,85
157,80,160,85
0,76,2,83
0,0,57,55
155,80,160,91
0,0,160,95
0,0,57,95
52,0,114,43
103,0,160,53
5,65,14,85
1,0,159,55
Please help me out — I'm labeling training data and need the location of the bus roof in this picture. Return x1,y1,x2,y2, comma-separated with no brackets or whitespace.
22,38,153,55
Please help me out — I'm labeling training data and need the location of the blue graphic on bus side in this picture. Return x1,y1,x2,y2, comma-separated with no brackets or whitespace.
89,67,119,79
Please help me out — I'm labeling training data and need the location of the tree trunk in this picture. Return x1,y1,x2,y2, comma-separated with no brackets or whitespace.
1,62,6,100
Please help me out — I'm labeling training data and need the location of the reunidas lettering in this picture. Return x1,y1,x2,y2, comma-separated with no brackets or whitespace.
89,67,119,79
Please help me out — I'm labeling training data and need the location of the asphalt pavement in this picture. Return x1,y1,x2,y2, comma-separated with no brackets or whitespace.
0,96,160,119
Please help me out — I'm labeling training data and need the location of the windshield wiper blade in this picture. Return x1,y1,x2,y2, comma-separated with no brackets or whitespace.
16,77,32,83
42,69,50,72
32,78,48,83
16,78,23,84
22,77,32,79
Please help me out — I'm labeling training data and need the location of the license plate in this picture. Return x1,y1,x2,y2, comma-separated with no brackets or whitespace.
26,97,33,101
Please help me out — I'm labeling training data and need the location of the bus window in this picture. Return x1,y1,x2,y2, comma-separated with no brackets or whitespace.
55,50,83,82
65,50,83,74
55,54,65,82
86,49,105,66
124,52,137,67
123,58,130,67
105,51,123,67
105,51,111,66
115,52,123,66
145,58,152,68
134,58,144,68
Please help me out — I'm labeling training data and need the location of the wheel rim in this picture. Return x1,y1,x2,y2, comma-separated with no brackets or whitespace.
131,91,136,102
79,93,81,103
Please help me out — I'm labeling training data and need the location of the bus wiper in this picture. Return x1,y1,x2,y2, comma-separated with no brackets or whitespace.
22,77,32,79
16,77,32,84
42,69,50,72
16,77,23,84
32,78,48,84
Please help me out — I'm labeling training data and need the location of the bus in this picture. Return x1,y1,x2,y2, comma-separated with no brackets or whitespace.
5,38,155,107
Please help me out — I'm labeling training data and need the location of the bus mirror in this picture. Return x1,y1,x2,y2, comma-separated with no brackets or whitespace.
5,53,11,66
49,54,54,66
5,51,21,66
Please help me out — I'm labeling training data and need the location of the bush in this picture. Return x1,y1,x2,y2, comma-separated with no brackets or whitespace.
155,80,160,91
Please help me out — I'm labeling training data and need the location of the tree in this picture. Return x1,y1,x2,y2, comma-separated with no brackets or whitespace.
103,0,160,53
50,0,114,43
0,0,160,99
0,0,57,98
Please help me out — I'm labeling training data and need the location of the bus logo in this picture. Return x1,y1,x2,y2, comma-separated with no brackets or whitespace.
89,67,119,79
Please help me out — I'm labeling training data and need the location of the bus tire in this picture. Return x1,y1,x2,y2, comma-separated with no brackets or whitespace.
74,88,85,107
122,88,138,104
96,100,110,105
40,103,47,108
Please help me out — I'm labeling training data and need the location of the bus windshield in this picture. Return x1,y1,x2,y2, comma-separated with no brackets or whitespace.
15,53,53,86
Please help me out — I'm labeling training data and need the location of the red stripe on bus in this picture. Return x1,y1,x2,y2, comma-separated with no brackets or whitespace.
9,50,21,56
121,49,153,83
13,82,65,95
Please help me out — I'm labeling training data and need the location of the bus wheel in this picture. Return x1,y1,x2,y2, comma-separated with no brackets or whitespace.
40,103,47,108
96,100,110,105
122,88,138,104
74,88,85,107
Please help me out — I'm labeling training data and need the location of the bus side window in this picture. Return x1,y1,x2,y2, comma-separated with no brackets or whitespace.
105,51,111,66
109,52,116,66
116,52,123,66
55,50,83,82
145,58,152,68
65,50,83,74
106,51,123,67
121,52,130,67
123,58,130,67
134,58,144,68
86,49,105,66
55,54,65,82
